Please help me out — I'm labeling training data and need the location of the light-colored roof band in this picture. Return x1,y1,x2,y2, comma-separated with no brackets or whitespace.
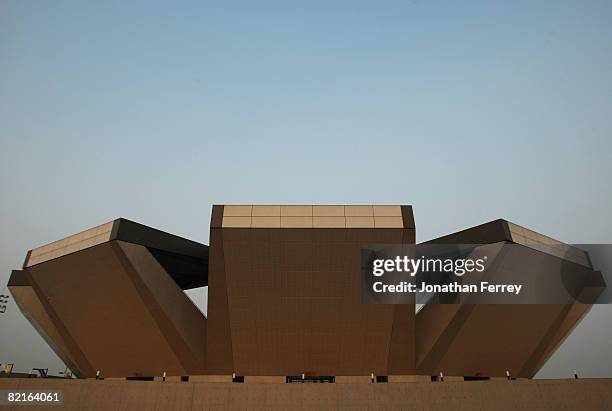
25,221,114,267
221,205,407,228
507,222,590,268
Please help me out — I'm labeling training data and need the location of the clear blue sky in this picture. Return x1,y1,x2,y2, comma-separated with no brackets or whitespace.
1,0,611,377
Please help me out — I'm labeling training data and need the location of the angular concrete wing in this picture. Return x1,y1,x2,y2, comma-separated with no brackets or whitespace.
416,219,597,378
8,219,208,378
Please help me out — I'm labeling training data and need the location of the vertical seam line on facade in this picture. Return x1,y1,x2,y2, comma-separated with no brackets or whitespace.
386,306,396,374
221,229,236,373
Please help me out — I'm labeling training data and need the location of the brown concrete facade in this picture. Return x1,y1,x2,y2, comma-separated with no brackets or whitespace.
6,208,603,382
206,205,416,376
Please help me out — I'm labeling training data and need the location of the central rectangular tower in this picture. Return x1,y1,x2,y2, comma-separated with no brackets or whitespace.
206,205,416,376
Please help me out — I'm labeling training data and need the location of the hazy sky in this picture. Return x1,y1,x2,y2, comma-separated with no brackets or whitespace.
1,1,611,378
